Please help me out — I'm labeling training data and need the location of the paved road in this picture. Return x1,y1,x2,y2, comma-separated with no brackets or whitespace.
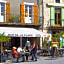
1,56,64,64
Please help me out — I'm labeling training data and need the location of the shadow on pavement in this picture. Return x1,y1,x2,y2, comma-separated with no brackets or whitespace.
44,56,59,60
11,60,37,63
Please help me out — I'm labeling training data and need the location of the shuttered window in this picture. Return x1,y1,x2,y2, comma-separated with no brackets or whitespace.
62,8,64,26
20,4,38,24
33,5,38,24
20,4,25,24
6,3,10,23
50,7,55,26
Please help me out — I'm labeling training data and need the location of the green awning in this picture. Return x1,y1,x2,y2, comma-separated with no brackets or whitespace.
47,3,64,7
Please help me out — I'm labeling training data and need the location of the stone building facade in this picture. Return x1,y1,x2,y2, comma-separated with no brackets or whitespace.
39,0,64,34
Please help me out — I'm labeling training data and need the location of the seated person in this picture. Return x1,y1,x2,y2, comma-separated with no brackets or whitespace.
12,47,18,58
25,46,30,61
17,46,22,53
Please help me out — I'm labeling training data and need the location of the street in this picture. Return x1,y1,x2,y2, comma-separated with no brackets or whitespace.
1,56,64,64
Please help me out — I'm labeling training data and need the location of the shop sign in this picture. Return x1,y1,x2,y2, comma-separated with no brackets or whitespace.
7,33,41,37
8,34,33,37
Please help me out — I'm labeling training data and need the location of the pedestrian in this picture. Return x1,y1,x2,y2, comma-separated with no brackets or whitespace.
32,41,38,61
51,43,59,57
25,40,31,49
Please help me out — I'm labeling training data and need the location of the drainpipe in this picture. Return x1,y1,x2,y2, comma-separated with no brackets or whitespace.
42,0,44,47
42,0,44,28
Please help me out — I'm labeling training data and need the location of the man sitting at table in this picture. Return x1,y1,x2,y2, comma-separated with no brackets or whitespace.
17,46,22,53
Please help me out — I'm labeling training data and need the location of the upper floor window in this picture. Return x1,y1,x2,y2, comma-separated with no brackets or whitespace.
0,3,5,22
1,3,5,16
0,2,10,22
20,2,38,24
55,0,60,3
25,5,32,17
55,7,61,25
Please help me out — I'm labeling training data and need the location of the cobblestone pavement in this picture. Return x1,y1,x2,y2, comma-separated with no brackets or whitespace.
1,56,64,64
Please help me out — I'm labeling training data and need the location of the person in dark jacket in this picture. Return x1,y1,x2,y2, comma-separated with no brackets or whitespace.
32,41,38,61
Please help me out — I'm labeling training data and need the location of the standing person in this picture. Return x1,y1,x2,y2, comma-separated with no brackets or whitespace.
32,41,38,61
25,41,31,48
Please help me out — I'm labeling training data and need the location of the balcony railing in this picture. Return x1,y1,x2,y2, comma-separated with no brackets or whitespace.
50,19,61,26
9,15,42,24
9,15,21,23
0,14,43,25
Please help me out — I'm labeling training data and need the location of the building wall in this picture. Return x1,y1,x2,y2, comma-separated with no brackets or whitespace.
42,0,64,33
41,0,51,33
62,0,64,3
5,0,37,15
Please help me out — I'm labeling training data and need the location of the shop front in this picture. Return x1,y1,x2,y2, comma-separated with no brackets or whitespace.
0,27,50,49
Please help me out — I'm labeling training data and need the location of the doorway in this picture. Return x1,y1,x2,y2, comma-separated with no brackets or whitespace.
0,3,5,22
25,5,32,23
11,37,20,48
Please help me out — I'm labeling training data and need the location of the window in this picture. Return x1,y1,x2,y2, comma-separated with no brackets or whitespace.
1,3,5,16
20,2,38,24
25,5,28,17
25,5,32,17
55,0,60,3
25,5,33,23
55,0,61,25
0,3,5,22
55,7,61,25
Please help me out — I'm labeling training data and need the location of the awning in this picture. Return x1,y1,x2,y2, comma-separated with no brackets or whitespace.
0,27,49,37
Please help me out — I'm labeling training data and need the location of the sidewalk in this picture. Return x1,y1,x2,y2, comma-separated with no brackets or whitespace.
0,55,64,64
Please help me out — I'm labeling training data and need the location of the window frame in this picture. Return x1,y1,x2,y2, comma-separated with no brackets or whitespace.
24,2,34,23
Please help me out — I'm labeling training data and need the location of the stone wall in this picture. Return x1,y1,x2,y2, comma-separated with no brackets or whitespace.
43,0,51,28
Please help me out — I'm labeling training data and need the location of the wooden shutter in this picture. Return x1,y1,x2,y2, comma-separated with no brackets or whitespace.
33,5,38,24
62,8,64,26
6,3,10,23
20,4,25,24
50,7,55,26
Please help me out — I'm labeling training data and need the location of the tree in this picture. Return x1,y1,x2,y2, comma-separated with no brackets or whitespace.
52,32,64,42
0,32,11,54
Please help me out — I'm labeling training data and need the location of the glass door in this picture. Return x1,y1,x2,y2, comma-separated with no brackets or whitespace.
55,7,61,26
0,3,5,22
25,5,32,23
